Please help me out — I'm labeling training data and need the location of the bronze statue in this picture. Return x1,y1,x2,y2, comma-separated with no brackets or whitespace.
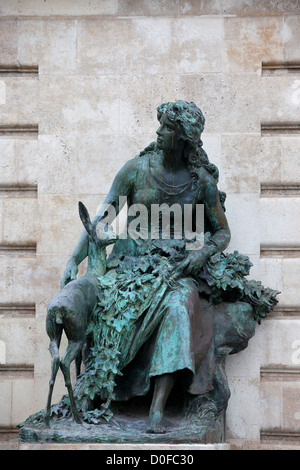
19,101,279,444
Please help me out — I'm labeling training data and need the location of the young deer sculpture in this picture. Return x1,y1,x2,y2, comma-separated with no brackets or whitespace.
45,201,118,425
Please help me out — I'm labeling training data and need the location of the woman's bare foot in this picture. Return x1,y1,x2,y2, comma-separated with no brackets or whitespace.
146,411,166,434
146,373,177,434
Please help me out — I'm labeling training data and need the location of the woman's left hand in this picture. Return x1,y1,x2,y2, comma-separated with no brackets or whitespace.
183,249,209,276
184,243,217,276
171,247,212,279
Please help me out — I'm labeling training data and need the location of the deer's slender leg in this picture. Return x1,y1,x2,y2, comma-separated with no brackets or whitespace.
60,340,85,424
75,349,82,378
45,324,63,426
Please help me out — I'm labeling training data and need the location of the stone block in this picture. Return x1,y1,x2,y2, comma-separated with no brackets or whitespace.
0,20,18,64
0,258,18,304
225,193,260,255
77,16,223,76
1,0,118,16
281,259,300,306
0,80,6,105
0,77,39,125
246,254,261,280
259,374,300,434
283,16,300,62
259,136,282,184
221,134,264,193
282,382,300,431
10,258,40,305
1,198,38,245
260,379,282,430
280,137,300,183
179,0,222,15
222,0,300,15
0,140,16,183
14,139,40,186
118,0,180,16
18,19,77,75
0,254,67,307
266,319,300,365
180,0,300,16
223,16,284,73
0,317,36,365
251,320,279,364
177,75,221,133
0,380,12,426
77,17,147,76
37,194,114,266
30,254,67,306
37,195,84,256
11,378,35,426
179,73,263,133
226,377,260,440
225,332,259,379
261,76,300,123
201,133,222,175
37,136,77,195
38,75,120,136
118,74,179,136
76,136,140,195
259,197,300,247
254,257,283,295
171,17,223,74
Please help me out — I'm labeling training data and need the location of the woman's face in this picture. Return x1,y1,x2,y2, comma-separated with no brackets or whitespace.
156,114,182,152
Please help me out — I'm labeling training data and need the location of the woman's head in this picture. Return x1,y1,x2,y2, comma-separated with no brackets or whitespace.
157,101,205,151
139,100,226,210
157,101,219,183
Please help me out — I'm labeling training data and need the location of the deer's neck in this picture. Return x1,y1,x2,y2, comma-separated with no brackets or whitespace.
86,241,107,278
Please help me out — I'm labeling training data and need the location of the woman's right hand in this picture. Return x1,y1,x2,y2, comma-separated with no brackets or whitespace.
60,257,78,288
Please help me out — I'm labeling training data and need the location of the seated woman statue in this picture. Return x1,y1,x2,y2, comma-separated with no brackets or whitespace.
55,100,278,435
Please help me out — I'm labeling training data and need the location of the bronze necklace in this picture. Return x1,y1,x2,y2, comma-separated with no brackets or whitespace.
149,160,193,196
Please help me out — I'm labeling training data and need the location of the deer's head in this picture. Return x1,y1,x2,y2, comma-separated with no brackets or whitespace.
78,201,118,248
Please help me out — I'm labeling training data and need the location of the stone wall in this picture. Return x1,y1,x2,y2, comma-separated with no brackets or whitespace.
0,0,299,447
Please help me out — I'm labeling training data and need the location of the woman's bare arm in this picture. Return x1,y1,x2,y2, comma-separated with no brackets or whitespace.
184,177,231,275
61,159,136,286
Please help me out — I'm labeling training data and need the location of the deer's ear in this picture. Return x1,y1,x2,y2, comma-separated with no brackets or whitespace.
78,201,92,234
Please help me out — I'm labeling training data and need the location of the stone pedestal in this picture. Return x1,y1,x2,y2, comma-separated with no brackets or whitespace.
19,442,230,451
